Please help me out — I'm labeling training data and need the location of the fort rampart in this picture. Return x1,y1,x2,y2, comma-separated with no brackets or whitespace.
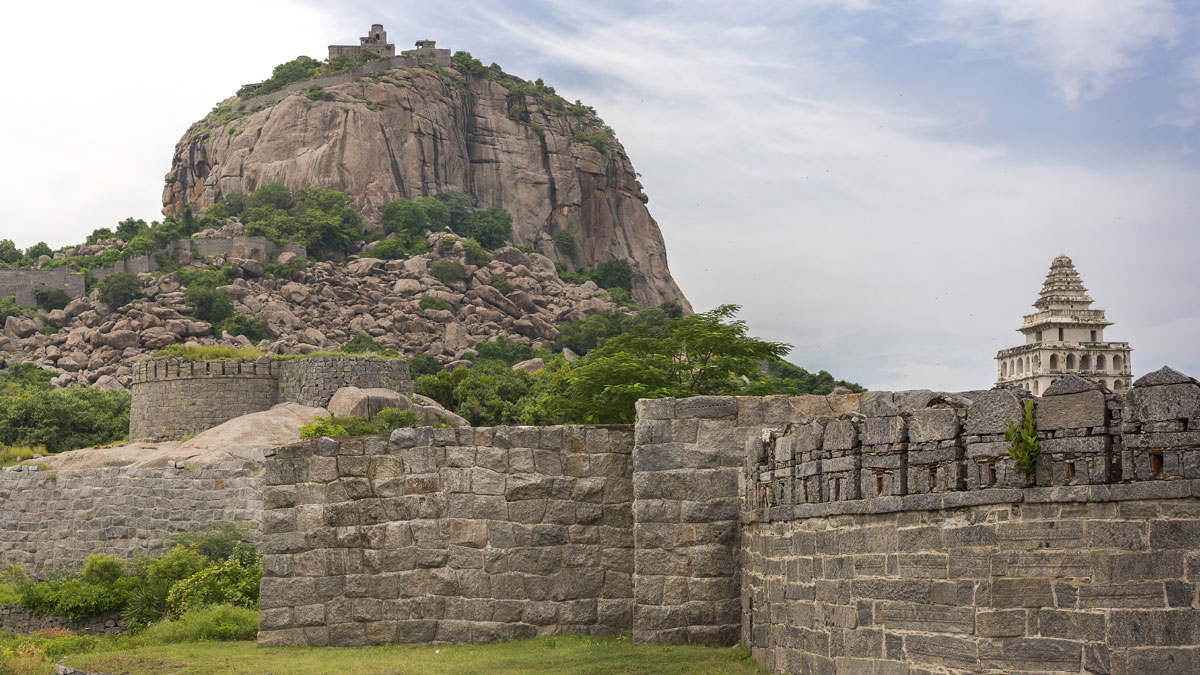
129,356,413,441
0,462,262,575
0,236,306,309
255,367,1200,673
4,364,1198,671
240,56,431,108
257,425,634,646
0,267,85,307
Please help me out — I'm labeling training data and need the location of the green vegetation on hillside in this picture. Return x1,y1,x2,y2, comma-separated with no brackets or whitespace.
0,363,130,452
414,305,862,427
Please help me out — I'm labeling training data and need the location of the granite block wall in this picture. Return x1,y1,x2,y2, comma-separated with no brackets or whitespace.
278,356,413,409
130,359,282,441
256,425,634,647
0,267,85,307
129,356,413,441
0,462,262,575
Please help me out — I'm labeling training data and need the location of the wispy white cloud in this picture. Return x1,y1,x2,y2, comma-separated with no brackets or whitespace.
918,0,1179,106
458,1,1200,390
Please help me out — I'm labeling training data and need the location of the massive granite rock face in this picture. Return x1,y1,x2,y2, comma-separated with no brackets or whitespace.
162,65,690,310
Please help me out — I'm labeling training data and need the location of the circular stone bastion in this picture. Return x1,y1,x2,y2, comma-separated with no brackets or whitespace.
130,355,412,441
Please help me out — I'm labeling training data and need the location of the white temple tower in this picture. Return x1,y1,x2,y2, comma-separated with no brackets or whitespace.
995,255,1132,395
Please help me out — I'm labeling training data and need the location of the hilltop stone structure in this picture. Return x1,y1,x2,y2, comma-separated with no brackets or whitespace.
402,39,451,66
996,254,1132,394
328,24,396,60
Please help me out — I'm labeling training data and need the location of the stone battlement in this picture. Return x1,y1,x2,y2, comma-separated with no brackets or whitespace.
129,355,413,441
253,366,1200,672
0,266,85,307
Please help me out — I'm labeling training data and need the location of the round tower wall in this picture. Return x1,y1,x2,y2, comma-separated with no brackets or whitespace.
278,356,413,409
129,359,281,441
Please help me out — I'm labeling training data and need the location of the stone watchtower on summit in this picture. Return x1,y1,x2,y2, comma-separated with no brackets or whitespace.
328,24,396,60
995,254,1132,395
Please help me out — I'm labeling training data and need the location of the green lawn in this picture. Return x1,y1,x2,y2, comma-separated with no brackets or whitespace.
61,633,767,675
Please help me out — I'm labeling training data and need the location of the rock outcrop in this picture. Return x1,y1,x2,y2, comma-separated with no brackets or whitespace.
0,237,625,390
162,63,690,310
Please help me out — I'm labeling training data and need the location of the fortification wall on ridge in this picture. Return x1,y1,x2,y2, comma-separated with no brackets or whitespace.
90,237,306,284
0,461,262,575
130,359,282,441
278,356,413,409
0,267,85,307
257,425,634,646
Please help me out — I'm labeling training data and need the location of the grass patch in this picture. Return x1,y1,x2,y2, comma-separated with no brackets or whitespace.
64,632,765,674
152,345,265,362
0,446,44,467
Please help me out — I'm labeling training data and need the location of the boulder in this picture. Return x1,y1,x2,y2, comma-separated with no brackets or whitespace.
3,316,38,339
99,329,139,349
327,387,411,420
347,258,384,276
512,358,544,374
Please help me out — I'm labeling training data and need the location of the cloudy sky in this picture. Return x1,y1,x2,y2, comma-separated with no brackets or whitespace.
2,0,1197,391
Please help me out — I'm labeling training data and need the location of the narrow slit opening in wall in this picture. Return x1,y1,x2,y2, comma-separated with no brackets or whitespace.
832,478,840,501
803,481,809,503
928,466,937,491
987,457,997,486
1063,453,1076,483
1150,450,1163,478
875,468,885,496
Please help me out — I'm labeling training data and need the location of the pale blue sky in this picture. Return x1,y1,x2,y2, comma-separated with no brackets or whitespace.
2,0,1197,391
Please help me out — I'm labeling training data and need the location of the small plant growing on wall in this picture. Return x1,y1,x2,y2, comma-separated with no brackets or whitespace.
1005,400,1040,479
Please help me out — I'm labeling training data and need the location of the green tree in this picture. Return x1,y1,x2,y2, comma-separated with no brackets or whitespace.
552,230,577,256
593,259,632,293
34,288,71,311
25,242,52,259
115,217,148,241
122,235,156,259
462,207,513,249
562,305,790,423
97,272,142,309
0,239,20,264
184,287,234,325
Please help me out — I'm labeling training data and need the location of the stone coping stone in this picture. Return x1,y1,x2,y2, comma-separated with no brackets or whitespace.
745,481,1200,522
1134,366,1197,388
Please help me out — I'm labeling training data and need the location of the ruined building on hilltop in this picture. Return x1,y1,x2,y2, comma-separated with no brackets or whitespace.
995,254,1132,394
328,23,396,59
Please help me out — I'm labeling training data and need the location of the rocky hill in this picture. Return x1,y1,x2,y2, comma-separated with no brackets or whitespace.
162,57,690,310
0,228,625,390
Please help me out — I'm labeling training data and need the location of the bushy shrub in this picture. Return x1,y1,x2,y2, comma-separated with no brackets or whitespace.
96,272,141,309
362,237,411,260
467,336,535,366
151,345,264,362
419,294,451,311
0,295,24,322
184,287,234,325
12,554,137,620
461,237,490,266
592,259,633,293
298,417,349,438
33,288,70,311
408,354,441,378
552,230,576,256
139,604,258,643
490,274,513,295
165,559,261,618
304,84,335,101
215,315,271,343
122,235,156,259
166,523,257,565
430,260,466,285
339,333,395,356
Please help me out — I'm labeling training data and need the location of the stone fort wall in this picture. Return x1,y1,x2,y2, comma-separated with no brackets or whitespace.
130,356,413,441
0,461,262,575
0,237,305,308
0,267,86,307
256,367,1200,673
257,425,634,646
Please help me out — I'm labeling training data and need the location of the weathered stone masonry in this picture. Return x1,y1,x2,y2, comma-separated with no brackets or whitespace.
0,462,262,575
257,367,1200,675
130,355,413,441
257,425,634,646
